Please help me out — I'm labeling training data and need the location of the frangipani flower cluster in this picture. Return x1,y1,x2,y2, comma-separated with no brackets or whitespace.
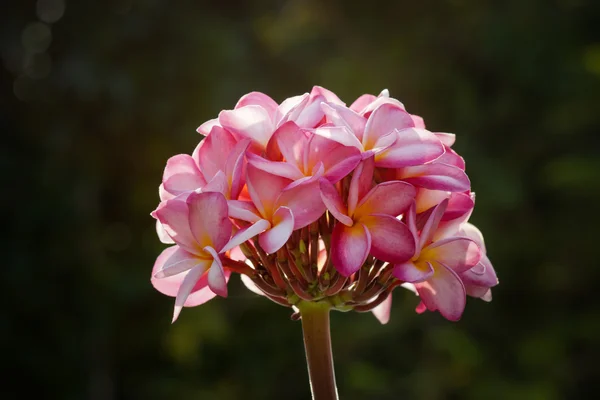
151,87,498,323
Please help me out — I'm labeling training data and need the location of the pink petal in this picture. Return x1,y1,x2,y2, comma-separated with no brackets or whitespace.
235,91,278,120
411,114,426,129
422,237,481,272
362,214,415,263
151,248,205,299
310,162,326,180
442,192,475,221
202,170,229,195
361,96,406,117
283,170,321,191
393,260,434,283
405,202,419,249
225,139,251,200
221,219,271,253
276,93,309,125
195,126,237,180
369,130,398,155
271,121,307,165
481,288,493,301
466,286,493,300
294,95,328,128
314,125,363,150
156,219,174,244
307,133,362,183
227,200,262,223
401,282,418,294
399,163,471,192
219,105,274,148
258,206,294,254
196,118,220,135
204,246,228,297
322,148,362,183
159,183,173,202
371,294,392,324
436,147,465,169
319,178,353,226
227,246,246,261
457,222,485,251
415,301,427,314
152,197,198,254
152,246,193,283
331,222,371,276
310,86,344,105
468,260,487,276
172,265,206,322
415,189,451,214
433,195,475,241
415,263,466,321
349,94,376,113
246,164,291,219
347,157,375,216
460,254,498,289
191,270,231,305
187,191,232,251
363,103,414,150
154,246,209,279
247,152,304,181
320,102,367,141
162,154,206,196
375,128,445,168
434,132,455,147
151,248,230,320
276,177,326,229
419,199,448,250
354,181,416,220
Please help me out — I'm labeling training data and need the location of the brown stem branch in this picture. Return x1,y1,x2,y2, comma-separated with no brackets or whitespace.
221,257,255,276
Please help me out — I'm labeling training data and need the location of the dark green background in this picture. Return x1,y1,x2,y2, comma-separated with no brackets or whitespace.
3,0,600,399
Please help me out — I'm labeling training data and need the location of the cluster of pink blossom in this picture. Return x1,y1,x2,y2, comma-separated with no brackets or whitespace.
151,87,498,323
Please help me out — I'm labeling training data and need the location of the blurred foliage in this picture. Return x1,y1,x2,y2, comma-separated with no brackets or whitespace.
2,0,600,399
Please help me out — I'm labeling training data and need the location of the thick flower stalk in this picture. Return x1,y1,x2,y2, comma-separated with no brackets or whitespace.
150,87,499,399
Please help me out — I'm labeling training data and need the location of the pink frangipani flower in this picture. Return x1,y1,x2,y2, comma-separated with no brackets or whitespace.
456,223,498,301
227,164,326,254
320,158,416,276
246,121,362,184
317,101,445,168
392,200,482,321
152,191,237,321
349,89,405,116
160,127,249,201
151,246,232,321
219,86,344,154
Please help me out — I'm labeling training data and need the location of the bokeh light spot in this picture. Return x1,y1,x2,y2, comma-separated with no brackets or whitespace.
36,0,66,24
21,22,52,53
583,44,600,76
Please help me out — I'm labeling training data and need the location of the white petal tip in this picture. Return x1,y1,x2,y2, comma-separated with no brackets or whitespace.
172,306,183,323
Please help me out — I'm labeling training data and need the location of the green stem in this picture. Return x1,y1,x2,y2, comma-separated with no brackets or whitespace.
298,302,339,400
